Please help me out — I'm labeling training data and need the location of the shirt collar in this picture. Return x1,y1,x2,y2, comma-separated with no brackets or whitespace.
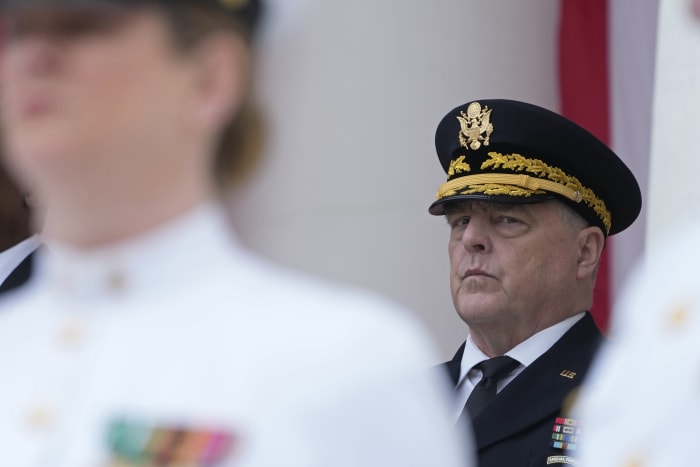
459,312,586,385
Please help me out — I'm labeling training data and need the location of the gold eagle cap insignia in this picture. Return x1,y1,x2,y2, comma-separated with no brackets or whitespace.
457,102,493,150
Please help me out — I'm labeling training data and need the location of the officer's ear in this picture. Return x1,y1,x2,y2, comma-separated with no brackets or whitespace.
575,226,605,280
188,31,249,135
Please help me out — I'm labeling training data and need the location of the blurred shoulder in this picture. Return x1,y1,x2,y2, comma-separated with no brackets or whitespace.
218,249,439,364
610,221,700,339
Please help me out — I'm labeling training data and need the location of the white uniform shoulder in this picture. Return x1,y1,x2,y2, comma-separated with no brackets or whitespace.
578,222,700,467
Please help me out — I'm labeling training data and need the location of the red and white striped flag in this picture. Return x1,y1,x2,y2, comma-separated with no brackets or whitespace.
558,0,655,333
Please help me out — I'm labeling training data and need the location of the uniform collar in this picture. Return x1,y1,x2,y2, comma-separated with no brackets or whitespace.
458,312,586,386
35,202,242,305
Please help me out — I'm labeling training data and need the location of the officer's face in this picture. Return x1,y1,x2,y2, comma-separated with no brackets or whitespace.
0,6,203,189
446,200,586,334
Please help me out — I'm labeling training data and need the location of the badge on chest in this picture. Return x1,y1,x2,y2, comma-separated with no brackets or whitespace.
547,417,581,465
105,417,238,466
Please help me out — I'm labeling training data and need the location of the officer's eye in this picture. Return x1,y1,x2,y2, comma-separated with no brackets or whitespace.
449,216,470,228
495,215,521,225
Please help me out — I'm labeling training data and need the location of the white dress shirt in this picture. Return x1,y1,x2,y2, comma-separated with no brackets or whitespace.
0,203,472,467
454,312,585,418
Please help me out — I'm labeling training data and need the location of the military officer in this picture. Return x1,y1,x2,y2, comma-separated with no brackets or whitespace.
431,99,641,466
0,1,472,466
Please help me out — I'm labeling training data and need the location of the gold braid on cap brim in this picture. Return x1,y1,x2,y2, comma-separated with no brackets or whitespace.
436,152,612,234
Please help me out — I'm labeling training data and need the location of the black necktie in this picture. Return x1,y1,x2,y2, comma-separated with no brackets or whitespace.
464,356,519,420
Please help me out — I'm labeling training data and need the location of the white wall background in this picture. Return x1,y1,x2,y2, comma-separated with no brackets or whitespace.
609,0,658,292
229,0,561,359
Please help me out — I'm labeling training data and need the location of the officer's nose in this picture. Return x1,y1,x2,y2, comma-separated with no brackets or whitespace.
460,217,491,253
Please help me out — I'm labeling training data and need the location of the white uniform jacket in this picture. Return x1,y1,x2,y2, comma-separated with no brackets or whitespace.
0,203,471,467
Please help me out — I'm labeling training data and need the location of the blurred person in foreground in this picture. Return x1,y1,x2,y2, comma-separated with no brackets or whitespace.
431,99,641,466
0,164,39,294
573,225,699,467
0,1,471,466
573,2,700,465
